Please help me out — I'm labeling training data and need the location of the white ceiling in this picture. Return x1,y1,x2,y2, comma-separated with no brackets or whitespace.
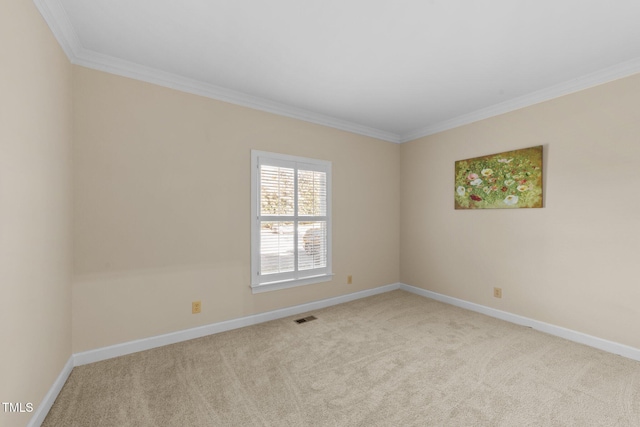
36,0,640,143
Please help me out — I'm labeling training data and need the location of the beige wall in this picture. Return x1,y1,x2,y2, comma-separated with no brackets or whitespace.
5,6,639,421
72,67,400,352
401,73,640,349
0,1,73,426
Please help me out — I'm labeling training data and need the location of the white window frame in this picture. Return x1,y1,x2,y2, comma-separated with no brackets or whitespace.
251,150,333,293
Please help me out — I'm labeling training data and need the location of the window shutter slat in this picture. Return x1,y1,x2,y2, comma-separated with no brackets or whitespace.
252,150,332,291
298,169,326,216
260,165,294,216
299,221,327,270
260,221,294,274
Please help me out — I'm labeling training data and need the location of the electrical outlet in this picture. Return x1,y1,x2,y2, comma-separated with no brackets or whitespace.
192,301,201,314
493,287,502,298
347,275,353,284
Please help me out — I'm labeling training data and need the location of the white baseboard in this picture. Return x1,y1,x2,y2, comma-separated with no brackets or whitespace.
74,281,640,366
32,281,640,425
400,283,640,362
27,356,74,427
74,283,401,366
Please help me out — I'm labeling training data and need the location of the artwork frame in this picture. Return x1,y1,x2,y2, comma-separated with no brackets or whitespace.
454,145,543,209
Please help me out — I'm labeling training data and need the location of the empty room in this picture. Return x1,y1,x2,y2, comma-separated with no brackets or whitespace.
2,0,640,426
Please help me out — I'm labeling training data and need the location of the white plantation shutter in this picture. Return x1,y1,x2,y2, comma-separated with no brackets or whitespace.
251,151,332,293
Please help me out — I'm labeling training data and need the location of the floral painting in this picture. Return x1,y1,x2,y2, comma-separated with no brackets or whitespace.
455,146,543,209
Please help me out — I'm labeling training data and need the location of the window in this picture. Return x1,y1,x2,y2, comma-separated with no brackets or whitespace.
251,150,332,293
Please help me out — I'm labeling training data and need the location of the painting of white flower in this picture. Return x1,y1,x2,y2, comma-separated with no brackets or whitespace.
454,146,543,209
503,195,519,205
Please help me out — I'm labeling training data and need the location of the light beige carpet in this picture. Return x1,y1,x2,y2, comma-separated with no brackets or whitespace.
43,290,640,426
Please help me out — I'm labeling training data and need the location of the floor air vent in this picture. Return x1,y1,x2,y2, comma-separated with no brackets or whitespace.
295,315,317,324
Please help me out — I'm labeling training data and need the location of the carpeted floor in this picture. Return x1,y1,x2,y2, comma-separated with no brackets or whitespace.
43,290,640,426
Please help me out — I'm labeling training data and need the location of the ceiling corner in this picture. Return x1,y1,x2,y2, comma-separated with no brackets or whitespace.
33,0,83,60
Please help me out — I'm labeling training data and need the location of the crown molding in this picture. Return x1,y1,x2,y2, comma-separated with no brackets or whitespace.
33,2,400,143
33,0,82,59
33,0,640,145
400,57,640,143
72,49,401,143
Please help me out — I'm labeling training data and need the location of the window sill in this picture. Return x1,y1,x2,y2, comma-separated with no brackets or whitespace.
250,273,334,294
